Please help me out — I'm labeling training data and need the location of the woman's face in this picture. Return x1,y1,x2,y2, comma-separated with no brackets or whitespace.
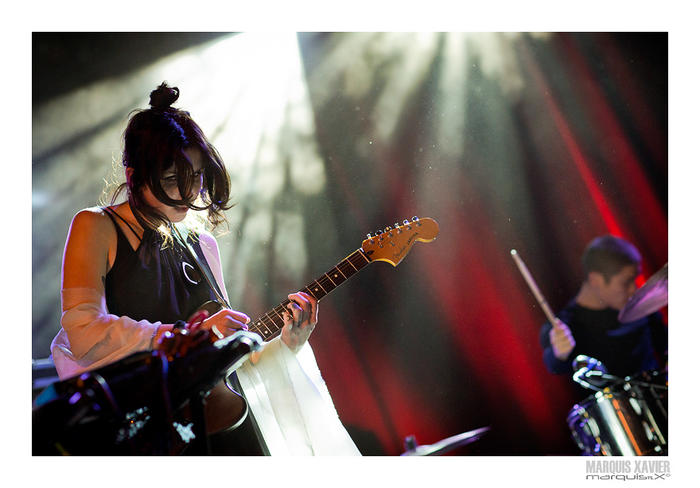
142,147,204,223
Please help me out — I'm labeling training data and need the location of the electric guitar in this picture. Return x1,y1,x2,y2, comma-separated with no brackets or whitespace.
191,216,440,433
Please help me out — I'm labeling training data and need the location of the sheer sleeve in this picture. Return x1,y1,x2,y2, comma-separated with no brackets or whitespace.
50,287,161,380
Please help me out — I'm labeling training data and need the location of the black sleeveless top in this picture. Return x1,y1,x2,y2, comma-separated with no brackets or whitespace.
102,207,222,324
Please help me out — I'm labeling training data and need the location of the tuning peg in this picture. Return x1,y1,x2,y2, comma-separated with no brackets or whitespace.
412,216,419,222
403,219,409,225
385,226,392,232
376,230,383,236
367,233,372,240
394,223,400,228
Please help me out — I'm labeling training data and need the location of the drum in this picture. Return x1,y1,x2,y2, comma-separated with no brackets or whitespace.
567,370,667,456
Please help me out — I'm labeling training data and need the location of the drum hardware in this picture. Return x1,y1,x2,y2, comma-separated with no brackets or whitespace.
572,354,619,391
400,426,490,456
32,330,262,455
618,263,667,323
572,355,668,394
567,356,667,456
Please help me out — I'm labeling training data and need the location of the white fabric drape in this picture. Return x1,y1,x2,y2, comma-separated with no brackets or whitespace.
237,337,360,455
201,233,360,455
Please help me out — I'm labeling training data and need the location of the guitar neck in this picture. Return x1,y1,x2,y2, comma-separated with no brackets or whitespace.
248,248,372,341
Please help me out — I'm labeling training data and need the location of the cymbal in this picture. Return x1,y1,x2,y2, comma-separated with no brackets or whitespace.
400,426,490,456
618,263,668,323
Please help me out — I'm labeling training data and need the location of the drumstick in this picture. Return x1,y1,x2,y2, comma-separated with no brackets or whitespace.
510,249,561,329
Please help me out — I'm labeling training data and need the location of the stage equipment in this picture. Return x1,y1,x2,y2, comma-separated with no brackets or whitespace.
618,263,668,323
567,357,667,456
32,357,59,401
400,426,490,455
32,330,262,455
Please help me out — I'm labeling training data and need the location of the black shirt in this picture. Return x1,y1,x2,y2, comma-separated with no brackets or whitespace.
539,300,667,378
102,208,221,323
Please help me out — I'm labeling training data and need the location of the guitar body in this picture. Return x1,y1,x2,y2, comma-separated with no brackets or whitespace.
186,300,249,434
200,379,248,434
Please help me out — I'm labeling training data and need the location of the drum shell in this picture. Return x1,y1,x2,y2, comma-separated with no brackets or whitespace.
567,376,667,456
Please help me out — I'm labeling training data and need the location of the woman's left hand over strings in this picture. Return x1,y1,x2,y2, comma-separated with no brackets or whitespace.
281,291,318,353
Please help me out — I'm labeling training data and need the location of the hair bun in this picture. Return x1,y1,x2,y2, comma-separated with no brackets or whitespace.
149,82,180,110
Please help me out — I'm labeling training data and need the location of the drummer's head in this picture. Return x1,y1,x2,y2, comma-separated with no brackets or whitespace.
582,235,641,310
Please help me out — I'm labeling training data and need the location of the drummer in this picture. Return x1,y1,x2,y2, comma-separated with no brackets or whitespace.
539,235,667,379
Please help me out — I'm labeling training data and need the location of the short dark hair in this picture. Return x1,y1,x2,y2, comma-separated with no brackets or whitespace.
112,82,232,231
582,235,641,281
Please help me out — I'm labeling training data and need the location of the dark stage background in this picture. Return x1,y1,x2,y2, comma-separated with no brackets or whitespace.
32,32,667,455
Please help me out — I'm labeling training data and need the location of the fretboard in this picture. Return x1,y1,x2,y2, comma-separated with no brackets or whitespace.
248,248,371,341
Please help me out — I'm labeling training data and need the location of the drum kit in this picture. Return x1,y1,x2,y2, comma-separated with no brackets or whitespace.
512,251,669,456
567,367,667,455
567,263,668,456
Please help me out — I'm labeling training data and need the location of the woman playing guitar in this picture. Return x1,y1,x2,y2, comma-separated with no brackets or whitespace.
50,83,357,455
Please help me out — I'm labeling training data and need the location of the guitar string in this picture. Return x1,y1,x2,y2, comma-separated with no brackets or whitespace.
247,249,371,339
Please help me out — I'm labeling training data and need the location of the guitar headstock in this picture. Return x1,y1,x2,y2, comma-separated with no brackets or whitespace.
361,217,439,266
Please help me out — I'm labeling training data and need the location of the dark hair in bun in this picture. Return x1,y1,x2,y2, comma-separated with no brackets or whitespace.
113,81,232,234
149,82,180,110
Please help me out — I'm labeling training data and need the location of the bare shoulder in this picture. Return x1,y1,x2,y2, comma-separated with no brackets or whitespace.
63,207,117,288
73,206,110,221
69,206,115,238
